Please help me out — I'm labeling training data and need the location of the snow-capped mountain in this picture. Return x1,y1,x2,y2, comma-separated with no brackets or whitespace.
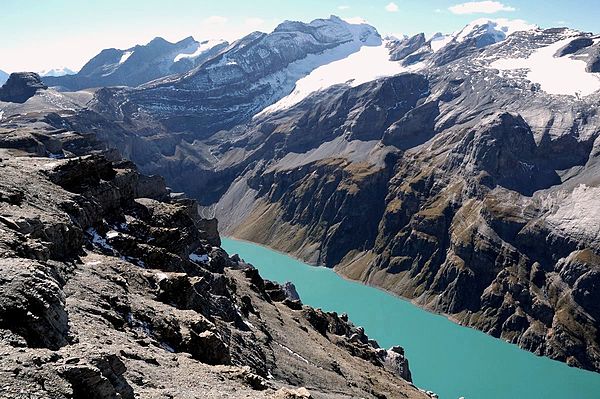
94,15,385,135
42,36,228,90
385,18,538,68
38,67,77,77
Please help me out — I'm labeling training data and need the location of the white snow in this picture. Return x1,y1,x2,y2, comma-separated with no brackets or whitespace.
155,272,169,281
430,18,536,53
38,67,76,77
189,253,211,263
455,18,536,43
0,111,3,121
260,40,422,114
119,51,133,64
173,39,225,62
546,185,600,242
430,34,453,52
491,37,600,96
106,230,119,239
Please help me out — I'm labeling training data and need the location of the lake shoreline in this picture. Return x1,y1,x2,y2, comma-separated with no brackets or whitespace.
222,235,600,399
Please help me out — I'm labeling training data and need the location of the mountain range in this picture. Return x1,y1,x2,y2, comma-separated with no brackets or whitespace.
42,36,228,90
1,13,600,396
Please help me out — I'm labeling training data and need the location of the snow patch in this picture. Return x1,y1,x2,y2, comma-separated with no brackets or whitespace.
260,40,422,114
155,272,169,281
173,39,225,62
491,37,600,96
430,34,453,52
119,51,133,64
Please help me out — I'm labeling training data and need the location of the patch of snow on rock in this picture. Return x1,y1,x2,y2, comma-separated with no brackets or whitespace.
173,39,225,62
491,36,600,96
119,51,133,64
260,39,421,114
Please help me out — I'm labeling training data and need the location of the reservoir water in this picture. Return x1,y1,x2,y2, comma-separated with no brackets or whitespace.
222,237,600,399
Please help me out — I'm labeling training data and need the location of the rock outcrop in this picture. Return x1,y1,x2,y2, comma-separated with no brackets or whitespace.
0,72,47,103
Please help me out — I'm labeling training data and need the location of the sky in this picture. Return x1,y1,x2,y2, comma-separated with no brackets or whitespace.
0,0,598,72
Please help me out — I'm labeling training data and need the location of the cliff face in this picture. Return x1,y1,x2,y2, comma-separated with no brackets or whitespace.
0,113,427,398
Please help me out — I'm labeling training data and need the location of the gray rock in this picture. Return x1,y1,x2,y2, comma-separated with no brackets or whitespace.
0,72,47,103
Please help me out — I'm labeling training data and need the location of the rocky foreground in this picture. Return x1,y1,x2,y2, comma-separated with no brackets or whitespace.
0,101,429,398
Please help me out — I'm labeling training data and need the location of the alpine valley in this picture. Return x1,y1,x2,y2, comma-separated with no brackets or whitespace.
1,12,600,398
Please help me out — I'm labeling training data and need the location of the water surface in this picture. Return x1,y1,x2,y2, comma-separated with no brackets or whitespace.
222,237,600,399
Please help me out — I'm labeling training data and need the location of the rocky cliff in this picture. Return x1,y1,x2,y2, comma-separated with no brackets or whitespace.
0,72,48,103
0,101,428,398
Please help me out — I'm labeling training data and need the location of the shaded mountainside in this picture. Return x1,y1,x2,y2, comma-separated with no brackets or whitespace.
0,114,428,398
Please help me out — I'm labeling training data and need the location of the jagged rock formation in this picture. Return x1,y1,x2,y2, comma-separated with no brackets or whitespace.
43,37,228,90
0,72,47,103
0,111,426,398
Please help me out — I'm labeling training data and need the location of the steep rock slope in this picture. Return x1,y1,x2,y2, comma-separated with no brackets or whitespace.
0,72,48,103
0,111,429,398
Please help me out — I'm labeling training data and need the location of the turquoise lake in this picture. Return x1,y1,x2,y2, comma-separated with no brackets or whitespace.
222,237,600,399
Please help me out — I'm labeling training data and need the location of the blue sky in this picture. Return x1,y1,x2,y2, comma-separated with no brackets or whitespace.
1,0,598,72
